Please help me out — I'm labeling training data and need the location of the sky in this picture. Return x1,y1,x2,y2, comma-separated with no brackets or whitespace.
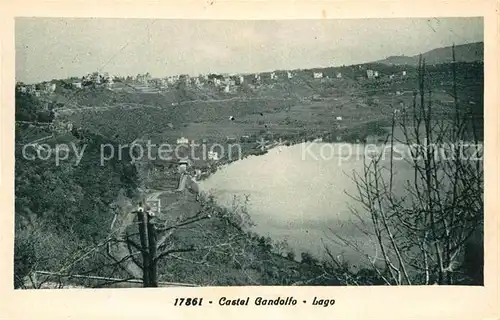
16,17,483,84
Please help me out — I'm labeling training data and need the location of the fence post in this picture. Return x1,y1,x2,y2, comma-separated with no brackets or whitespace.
137,207,151,287
147,213,158,287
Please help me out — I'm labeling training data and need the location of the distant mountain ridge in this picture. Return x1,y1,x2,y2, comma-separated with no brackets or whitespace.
376,42,483,66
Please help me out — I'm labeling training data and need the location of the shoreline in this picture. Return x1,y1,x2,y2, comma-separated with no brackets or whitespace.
195,118,392,182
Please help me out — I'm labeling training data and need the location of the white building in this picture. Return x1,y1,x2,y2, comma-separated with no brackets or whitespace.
402,70,407,76
166,77,176,85
192,78,202,87
336,72,342,79
90,72,103,84
336,116,343,121
374,71,379,78
270,72,278,80
176,137,189,144
366,70,375,79
72,82,82,89
178,159,193,173
43,83,56,93
223,84,230,93
287,71,294,79
158,78,167,87
104,76,114,88
313,72,323,79
208,151,219,161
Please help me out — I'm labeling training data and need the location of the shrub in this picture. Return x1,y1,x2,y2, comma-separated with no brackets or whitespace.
300,252,318,265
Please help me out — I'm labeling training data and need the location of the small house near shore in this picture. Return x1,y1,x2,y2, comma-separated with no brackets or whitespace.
313,72,323,79
176,137,189,145
208,151,220,161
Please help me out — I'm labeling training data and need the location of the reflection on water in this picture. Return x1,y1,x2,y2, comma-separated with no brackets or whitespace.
199,142,413,263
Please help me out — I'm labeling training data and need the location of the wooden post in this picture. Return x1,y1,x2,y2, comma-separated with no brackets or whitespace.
137,209,151,287
32,271,38,289
147,213,158,287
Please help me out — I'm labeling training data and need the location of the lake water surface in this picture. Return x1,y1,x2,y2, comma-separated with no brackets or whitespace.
199,142,413,264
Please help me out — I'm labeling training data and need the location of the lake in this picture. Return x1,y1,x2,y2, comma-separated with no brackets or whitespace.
199,142,415,264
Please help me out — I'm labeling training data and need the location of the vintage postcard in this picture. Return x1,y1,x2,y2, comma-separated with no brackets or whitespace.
0,0,498,319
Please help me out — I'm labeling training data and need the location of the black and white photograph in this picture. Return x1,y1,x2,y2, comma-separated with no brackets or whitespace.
14,16,485,289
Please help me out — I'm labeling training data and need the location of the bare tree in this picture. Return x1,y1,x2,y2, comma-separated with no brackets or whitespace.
329,45,483,285
104,190,256,287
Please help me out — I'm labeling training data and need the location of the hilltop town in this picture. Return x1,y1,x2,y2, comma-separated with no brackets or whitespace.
18,63,411,98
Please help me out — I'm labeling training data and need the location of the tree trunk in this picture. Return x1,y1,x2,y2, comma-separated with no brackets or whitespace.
147,214,158,287
137,211,151,287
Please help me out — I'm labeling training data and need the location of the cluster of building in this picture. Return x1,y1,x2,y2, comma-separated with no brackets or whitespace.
115,67,406,92
115,69,337,93
17,65,410,98
70,72,115,89
301,67,408,81
16,82,57,97
366,69,407,80
311,71,343,79
66,70,293,93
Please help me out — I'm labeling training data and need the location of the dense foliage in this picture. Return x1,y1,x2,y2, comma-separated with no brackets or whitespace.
14,94,140,287
15,91,55,123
